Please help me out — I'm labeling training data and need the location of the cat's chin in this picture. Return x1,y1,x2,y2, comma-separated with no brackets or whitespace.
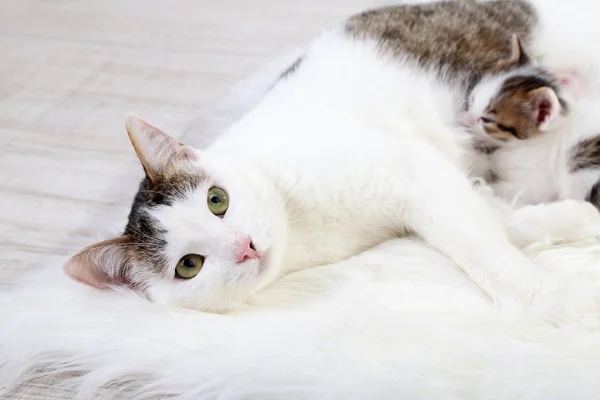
237,254,270,276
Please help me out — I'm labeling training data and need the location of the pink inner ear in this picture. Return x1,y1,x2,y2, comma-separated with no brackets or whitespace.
64,258,113,290
537,99,552,125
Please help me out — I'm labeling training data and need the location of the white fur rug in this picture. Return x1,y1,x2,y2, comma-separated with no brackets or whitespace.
3,201,600,399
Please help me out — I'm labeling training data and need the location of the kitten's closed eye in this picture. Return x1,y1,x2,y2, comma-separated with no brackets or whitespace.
480,116,521,141
496,123,519,138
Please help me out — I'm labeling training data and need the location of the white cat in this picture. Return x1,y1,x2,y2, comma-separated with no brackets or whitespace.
64,33,560,312
61,0,600,313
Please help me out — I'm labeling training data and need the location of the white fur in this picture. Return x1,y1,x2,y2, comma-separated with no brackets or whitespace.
468,71,515,117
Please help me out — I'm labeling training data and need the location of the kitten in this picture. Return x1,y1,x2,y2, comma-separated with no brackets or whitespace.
463,34,568,143
64,0,569,312
488,85,600,208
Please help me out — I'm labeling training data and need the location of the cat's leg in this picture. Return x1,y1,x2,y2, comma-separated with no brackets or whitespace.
506,200,600,248
390,140,548,307
481,177,600,248
504,200,600,323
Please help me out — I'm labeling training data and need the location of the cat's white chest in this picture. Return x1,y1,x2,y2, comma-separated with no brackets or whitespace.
224,115,412,270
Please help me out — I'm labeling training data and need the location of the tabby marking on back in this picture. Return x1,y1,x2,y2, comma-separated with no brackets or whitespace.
345,0,536,88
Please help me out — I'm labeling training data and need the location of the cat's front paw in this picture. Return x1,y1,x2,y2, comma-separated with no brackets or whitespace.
509,200,600,247
529,275,600,328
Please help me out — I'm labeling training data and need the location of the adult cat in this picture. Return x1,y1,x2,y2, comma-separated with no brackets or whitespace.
64,0,580,312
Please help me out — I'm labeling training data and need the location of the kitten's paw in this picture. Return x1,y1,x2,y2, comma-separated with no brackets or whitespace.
509,200,600,247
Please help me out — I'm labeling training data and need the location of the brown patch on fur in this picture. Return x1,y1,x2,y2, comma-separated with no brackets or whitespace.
346,0,536,86
571,136,600,172
493,33,530,71
125,115,197,184
482,72,567,141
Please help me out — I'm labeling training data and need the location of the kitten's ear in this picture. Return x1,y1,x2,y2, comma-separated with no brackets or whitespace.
497,33,530,69
125,114,197,183
528,87,561,131
64,236,131,289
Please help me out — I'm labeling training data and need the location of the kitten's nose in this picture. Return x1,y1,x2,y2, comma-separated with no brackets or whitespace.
234,236,259,263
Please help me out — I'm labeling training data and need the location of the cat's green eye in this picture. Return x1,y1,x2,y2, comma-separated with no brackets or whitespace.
175,254,204,279
207,187,229,216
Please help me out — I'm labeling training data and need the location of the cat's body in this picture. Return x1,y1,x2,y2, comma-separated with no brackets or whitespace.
212,34,473,274
66,0,576,312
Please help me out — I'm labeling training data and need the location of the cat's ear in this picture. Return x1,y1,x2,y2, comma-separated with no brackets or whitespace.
511,34,530,66
125,114,197,183
63,236,131,289
497,33,530,69
527,87,561,131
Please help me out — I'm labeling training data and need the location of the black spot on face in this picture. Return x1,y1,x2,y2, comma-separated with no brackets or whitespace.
123,164,207,276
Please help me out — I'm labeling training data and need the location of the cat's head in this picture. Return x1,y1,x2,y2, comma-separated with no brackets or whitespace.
64,115,288,312
462,34,568,142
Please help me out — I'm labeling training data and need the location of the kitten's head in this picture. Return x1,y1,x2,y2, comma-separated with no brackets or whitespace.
64,115,288,312
463,34,568,142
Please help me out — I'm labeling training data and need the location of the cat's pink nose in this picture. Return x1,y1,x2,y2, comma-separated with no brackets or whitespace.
234,237,259,263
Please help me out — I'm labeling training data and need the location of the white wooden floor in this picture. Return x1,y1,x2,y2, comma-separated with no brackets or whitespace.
0,0,386,398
